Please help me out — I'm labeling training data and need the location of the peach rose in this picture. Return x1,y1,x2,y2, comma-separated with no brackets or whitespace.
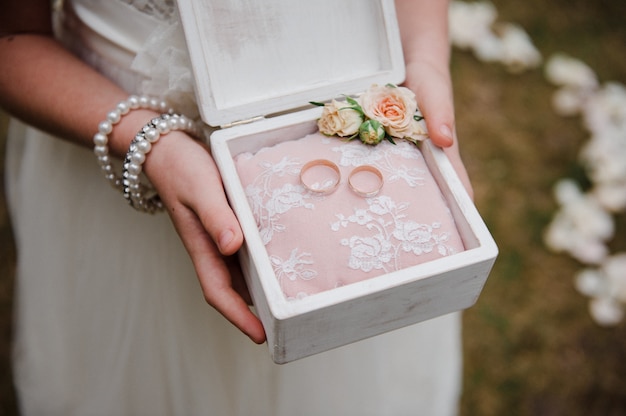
317,99,363,137
359,84,427,140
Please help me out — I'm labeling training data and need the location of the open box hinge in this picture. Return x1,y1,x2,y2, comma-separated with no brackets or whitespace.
220,116,266,129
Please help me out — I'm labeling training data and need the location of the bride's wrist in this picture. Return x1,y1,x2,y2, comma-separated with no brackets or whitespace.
142,129,204,185
92,95,171,189
108,109,164,157
91,94,203,212
121,113,200,212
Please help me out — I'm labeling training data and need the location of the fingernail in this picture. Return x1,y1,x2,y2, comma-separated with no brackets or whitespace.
439,124,454,143
219,229,235,250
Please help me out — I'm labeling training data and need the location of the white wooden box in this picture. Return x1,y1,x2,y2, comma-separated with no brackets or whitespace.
178,0,498,363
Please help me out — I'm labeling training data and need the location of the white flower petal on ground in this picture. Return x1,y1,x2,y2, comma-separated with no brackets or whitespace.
579,128,626,213
575,268,606,297
592,182,626,212
497,23,542,72
543,211,610,265
450,2,540,72
551,87,587,116
589,296,624,326
603,253,626,303
573,256,626,326
570,240,610,265
555,180,614,241
472,33,504,63
582,82,626,134
449,1,498,50
545,53,599,90
544,179,614,264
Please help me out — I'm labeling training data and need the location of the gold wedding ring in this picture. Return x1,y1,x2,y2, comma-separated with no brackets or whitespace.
299,159,341,195
348,165,384,197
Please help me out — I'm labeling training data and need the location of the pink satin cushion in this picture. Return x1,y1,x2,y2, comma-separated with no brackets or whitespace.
234,132,465,300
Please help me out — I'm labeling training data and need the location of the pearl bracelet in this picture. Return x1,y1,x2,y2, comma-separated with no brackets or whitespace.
122,113,200,213
93,95,173,191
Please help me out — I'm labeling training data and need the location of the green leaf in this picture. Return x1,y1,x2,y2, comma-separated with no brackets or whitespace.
385,135,397,145
309,101,325,107
385,83,398,88
413,114,424,121
345,96,360,107
340,106,365,116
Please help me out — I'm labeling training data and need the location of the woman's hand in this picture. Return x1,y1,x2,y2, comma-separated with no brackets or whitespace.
0,29,266,344
144,132,267,344
396,0,473,198
403,60,474,198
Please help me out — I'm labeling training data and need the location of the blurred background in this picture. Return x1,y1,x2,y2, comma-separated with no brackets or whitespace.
1,0,625,415
452,0,626,415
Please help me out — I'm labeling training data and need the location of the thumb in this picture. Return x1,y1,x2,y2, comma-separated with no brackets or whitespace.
405,64,456,148
418,81,455,148
191,172,244,256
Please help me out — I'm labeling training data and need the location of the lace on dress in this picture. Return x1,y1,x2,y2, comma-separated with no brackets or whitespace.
119,0,177,22
57,0,200,119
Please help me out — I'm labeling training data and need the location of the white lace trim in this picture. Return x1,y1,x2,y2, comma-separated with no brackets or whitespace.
332,196,456,274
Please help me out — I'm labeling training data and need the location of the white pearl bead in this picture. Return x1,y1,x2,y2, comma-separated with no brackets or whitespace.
128,95,140,109
98,120,112,135
144,127,160,143
93,145,108,157
97,155,110,166
136,140,152,153
117,101,130,115
93,132,108,146
128,162,142,175
139,95,150,107
168,116,180,130
106,110,121,124
131,151,146,164
156,119,170,134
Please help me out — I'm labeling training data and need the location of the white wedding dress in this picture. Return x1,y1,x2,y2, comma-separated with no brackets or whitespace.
5,0,462,415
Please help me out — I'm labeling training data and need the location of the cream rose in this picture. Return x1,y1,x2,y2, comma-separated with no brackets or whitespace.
359,84,426,140
317,99,363,137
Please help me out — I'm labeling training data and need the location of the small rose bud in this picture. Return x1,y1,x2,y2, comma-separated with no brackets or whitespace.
358,119,385,145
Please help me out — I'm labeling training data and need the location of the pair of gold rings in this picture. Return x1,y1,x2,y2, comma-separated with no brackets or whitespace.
299,159,383,197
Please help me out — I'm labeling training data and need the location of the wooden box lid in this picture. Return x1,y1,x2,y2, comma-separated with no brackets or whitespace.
177,0,405,127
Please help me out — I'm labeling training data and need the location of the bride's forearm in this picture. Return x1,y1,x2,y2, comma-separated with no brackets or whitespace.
0,33,160,159
395,0,450,70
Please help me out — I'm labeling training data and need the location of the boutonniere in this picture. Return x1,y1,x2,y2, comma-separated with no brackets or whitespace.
311,84,428,145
